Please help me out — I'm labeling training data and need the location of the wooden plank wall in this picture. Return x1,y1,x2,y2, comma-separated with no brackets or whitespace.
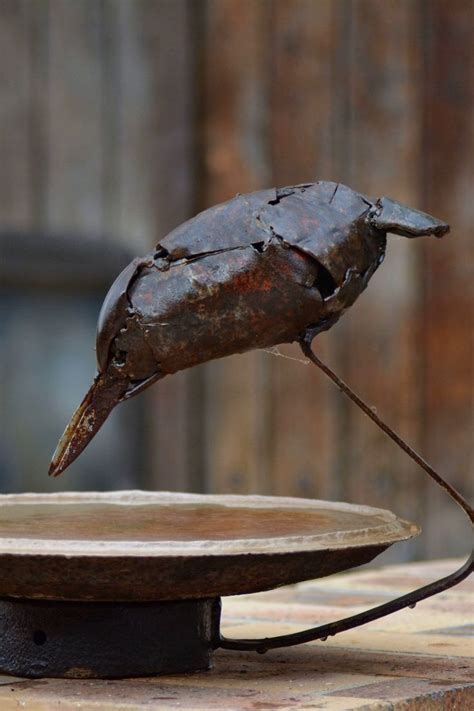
0,0,471,560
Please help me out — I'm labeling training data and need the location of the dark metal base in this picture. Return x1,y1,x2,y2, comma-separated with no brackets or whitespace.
0,597,221,679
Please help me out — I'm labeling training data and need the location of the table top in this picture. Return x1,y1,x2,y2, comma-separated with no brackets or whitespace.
1,558,472,710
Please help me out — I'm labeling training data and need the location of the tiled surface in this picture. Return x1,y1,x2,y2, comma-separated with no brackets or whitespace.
0,560,472,709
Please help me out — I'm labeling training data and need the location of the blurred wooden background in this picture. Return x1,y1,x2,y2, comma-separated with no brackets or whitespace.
0,0,472,560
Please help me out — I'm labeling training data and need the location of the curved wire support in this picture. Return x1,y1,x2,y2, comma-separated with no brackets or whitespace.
217,336,473,653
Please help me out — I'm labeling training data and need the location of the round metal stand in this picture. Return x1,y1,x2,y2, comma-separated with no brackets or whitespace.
0,597,220,678
0,491,426,679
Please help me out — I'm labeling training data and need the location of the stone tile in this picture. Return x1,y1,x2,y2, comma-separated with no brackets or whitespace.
328,678,474,701
423,624,474,636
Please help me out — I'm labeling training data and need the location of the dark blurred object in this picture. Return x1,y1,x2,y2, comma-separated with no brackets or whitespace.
0,232,146,492
1,232,133,291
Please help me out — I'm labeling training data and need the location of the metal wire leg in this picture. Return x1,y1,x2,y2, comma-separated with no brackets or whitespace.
217,337,473,653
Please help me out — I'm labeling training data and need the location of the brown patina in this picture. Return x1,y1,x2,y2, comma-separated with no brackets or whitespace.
40,184,474,656
50,180,449,477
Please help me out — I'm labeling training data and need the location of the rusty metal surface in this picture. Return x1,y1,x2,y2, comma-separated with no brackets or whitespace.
41,180,473,655
0,597,218,678
49,181,448,477
0,492,417,602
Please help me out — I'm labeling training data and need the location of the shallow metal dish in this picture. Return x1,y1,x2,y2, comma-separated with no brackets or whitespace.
0,490,418,602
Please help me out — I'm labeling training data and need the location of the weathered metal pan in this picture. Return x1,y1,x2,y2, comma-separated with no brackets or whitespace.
0,490,419,602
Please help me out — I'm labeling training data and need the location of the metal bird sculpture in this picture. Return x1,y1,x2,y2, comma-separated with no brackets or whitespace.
49,181,449,477
48,185,474,656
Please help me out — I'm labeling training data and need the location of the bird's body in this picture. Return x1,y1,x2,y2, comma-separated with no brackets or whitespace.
50,180,449,477
107,182,382,380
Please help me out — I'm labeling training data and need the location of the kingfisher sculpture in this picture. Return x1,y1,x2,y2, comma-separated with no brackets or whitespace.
50,180,449,478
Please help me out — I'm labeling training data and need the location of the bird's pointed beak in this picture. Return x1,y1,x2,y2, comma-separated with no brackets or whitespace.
49,373,129,477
